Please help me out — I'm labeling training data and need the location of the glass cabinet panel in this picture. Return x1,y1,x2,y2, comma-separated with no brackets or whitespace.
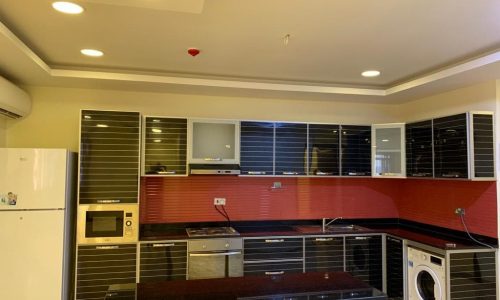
189,120,240,164
372,124,405,177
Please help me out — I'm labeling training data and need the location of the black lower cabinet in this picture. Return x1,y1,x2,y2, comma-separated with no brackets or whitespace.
305,236,344,272
386,237,404,300
449,251,497,299
76,244,137,300
243,237,304,276
345,235,383,291
140,241,187,282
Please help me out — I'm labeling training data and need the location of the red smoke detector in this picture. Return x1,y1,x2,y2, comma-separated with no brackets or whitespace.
187,48,200,57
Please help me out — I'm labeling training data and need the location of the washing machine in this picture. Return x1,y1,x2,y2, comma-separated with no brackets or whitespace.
407,246,447,300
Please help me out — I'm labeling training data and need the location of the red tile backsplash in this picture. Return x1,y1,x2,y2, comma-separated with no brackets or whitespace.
140,177,497,238
140,177,400,223
397,179,497,238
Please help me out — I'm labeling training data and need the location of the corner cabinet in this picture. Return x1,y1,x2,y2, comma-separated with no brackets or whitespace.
407,112,495,180
79,110,141,204
372,124,405,178
142,117,187,176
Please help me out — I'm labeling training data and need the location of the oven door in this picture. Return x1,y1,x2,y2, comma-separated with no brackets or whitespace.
188,250,243,280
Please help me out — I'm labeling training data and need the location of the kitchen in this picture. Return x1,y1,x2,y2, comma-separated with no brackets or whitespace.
1,1,500,300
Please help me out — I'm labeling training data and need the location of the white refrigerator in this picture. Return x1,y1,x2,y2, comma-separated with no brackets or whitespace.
0,148,75,300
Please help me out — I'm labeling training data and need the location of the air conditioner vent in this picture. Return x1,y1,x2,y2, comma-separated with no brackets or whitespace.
0,107,22,119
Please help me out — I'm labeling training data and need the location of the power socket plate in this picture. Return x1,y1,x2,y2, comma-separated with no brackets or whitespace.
214,198,226,206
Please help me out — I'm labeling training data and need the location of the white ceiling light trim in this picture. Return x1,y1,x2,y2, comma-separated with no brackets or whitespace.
81,49,104,57
52,2,84,14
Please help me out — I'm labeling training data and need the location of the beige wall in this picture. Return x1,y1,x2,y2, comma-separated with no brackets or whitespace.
0,117,5,147
5,86,400,152
397,81,497,122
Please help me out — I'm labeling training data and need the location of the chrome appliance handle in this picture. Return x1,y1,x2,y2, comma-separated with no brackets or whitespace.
189,251,242,257
204,157,222,161
265,239,284,243
152,243,175,247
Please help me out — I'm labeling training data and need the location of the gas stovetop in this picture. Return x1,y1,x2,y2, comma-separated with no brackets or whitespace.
186,226,240,237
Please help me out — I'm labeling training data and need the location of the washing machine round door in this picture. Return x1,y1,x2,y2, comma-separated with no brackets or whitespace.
414,265,442,300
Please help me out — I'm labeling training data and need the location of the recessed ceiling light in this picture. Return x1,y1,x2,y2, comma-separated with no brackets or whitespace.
52,2,84,14
361,70,381,77
81,49,104,57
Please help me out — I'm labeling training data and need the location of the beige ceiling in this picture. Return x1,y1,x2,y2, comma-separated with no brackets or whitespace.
0,0,499,102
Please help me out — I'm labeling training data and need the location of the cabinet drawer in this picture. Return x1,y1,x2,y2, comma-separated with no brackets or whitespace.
305,236,344,272
244,238,303,261
140,241,187,283
244,260,304,276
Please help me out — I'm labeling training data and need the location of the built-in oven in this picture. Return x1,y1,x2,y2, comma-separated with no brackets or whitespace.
188,238,243,280
77,204,138,244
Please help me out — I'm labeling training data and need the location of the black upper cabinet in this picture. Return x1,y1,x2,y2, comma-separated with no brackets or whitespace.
275,123,308,175
472,114,495,178
340,125,371,176
143,117,187,176
240,121,274,175
406,120,433,178
433,113,468,178
308,124,340,176
79,110,140,204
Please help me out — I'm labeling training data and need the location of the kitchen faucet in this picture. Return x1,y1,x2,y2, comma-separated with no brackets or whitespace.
322,217,343,232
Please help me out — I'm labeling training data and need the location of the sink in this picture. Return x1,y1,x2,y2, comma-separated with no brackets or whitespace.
294,224,368,233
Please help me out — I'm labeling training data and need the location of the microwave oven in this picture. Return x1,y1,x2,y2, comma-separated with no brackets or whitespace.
77,204,138,244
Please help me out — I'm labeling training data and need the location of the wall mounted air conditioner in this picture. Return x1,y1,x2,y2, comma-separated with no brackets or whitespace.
0,76,31,119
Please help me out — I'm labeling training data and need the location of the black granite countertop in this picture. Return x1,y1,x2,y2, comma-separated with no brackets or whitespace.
131,272,387,300
140,218,497,250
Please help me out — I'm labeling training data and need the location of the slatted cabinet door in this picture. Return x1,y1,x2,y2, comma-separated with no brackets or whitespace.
471,113,495,179
386,237,404,300
345,235,383,291
406,120,433,178
449,251,497,300
143,117,187,176
305,236,344,272
140,241,187,282
340,125,372,176
79,110,141,204
308,124,340,176
76,244,137,300
433,113,468,178
275,123,308,175
240,121,275,175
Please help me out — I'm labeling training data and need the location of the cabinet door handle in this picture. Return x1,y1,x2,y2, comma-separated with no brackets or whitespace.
265,271,284,275
315,172,333,176
387,237,401,243
347,172,366,176
248,171,266,175
204,157,222,161
152,243,175,247
283,171,299,175
354,237,369,240
95,245,119,250
442,173,460,178
265,239,284,243
315,238,333,242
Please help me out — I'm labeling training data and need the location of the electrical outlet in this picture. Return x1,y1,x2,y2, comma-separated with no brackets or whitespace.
214,198,226,206
272,182,282,189
455,208,465,216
